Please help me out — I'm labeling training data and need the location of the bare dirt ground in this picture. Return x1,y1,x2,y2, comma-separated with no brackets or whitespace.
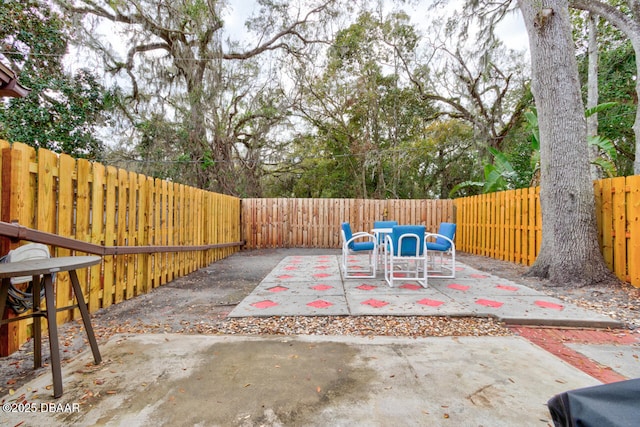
1,248,639,398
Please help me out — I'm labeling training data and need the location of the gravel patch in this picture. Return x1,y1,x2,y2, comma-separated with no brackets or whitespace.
179,315,511,337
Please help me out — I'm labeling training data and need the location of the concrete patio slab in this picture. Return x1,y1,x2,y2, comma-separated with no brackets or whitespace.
346,292,469,316
0,334,601,427
229,255,623,329
2,249,637,427
430,277,548,297
228,293,350,317
253,280,345,297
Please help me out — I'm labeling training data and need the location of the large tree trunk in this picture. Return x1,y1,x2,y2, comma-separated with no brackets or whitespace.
517,0,615,287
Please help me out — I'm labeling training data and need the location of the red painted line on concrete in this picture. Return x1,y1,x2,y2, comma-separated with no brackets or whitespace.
510,326,638,383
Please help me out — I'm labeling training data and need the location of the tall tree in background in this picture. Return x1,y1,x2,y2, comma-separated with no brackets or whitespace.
0,0,110,159
586,12,602,180
402,6,531,158
55,0,341,195
517,0,616,286
293,10,433,199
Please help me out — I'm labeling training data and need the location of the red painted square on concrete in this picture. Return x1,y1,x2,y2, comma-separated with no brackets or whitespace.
535,300,564,310
356,284,377,291
251,300,279,309
314,273,331,278
392,272,407,278
307,299,333,308
362,299,389,308
496,284,519,292
417,298,444,307
277,274,294,280
284,266,298,271
268,286,289,293
315,265,330,270
400,284,422,290
448,283,470,291
311,284,333,291
476,298,504,308
470,274,489,279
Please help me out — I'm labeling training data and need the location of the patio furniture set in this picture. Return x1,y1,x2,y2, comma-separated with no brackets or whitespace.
340,221,457,288
0,244,102,398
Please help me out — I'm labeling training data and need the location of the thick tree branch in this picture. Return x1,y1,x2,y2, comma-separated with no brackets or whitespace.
569,0,640,34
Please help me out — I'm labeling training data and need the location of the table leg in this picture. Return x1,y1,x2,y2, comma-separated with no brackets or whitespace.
43,273,63,398
69,269,101,365
0,278,8,325
32,275,42,369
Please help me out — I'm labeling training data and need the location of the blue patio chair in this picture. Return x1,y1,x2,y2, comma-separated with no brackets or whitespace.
383,225,428,288
373,220,397,264
425,222,456,278
340,222,377,278
373,220,398,244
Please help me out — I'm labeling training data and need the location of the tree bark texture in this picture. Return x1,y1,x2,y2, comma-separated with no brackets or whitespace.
518,0,614,286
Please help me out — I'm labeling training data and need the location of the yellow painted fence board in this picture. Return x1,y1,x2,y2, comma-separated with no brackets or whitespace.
0,144,241,355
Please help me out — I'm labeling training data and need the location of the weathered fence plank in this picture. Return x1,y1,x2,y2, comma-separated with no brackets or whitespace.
628,175,640,287
241,198,456,249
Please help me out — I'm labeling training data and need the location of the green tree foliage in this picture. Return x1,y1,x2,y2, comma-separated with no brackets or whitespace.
56,0,340,195
0,0,111,159
290,11,467,199
578,40,636,175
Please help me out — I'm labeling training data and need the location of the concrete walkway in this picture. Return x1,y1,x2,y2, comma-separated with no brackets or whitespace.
1,253,638,427
0,334,605,427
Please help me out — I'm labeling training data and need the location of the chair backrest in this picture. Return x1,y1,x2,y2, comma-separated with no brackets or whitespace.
341,222,354,248
390,225,425,256
435,222,456,250
373,220,397,229
373,220,397,243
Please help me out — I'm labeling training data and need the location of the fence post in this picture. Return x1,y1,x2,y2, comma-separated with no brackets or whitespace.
1,143,36,356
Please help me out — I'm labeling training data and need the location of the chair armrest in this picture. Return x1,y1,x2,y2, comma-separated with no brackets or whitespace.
344,232,376,248
349,232,376,242
425,233,455,250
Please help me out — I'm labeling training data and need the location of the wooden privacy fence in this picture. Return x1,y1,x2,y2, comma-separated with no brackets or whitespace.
455,176,640,287
455,187,541,266
3,138,640,356
241,198,456,249
0,141,241,355
594,176,640,287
